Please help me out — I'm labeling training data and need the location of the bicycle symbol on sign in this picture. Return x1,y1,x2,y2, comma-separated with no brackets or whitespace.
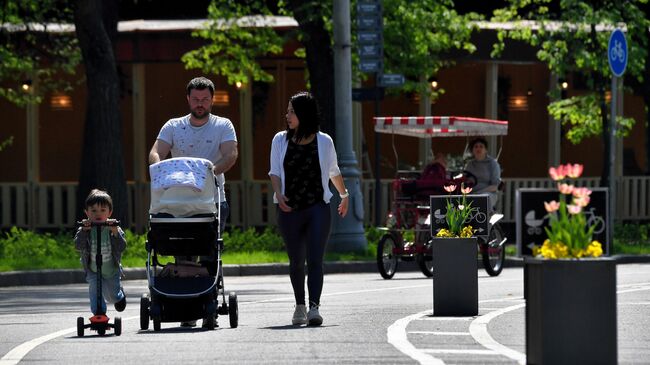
524,207,605,236
610,40,626,64
433,208,487,225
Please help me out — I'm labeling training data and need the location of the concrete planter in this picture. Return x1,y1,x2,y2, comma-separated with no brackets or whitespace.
525,257,617,365
432,237,478,316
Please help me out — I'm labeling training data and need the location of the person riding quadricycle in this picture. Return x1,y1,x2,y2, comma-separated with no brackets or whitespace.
373,116,508,279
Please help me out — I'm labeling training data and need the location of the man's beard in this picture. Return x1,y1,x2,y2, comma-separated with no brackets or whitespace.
191,107,210,119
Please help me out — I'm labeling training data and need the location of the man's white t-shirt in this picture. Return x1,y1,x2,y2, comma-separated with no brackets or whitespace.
156,113,237,202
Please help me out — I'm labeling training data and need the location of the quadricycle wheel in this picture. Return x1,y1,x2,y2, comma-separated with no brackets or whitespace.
377,234,399,279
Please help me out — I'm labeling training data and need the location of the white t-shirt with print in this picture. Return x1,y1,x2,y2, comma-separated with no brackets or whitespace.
157,114,237,202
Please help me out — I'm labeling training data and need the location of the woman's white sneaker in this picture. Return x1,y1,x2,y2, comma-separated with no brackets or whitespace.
307,306,322,326
292,304,307,325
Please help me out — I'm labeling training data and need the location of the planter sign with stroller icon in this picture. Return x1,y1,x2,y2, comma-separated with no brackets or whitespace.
515,187,609,256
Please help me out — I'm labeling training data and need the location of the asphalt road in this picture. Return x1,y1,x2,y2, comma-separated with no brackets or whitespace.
0,264,649,364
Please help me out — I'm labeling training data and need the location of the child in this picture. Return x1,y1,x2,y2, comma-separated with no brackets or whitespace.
74,189,127,315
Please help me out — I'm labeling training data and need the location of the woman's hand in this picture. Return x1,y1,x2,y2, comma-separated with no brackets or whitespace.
338,196,349,217
277,193,292,212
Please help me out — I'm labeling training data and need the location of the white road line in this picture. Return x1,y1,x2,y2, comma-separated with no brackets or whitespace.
617,284,650,294
0,315,138,365
421,349,500,355
409,331,470,336
387,310,445,365
619,302,650,305
468,303,526,364
416,317,473,321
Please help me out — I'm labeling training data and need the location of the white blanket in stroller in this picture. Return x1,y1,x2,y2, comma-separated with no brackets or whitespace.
150,157,213,192
149,157,218,217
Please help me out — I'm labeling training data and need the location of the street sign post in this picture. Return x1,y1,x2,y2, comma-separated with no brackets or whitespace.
607,29,628,252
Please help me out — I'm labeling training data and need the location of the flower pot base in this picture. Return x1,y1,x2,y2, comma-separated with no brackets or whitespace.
432,238,478,316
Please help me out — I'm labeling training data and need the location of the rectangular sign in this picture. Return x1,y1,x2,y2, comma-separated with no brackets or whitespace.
357,30,382,44
357,1,381,15
430,194,490,238
359,58,383,73
358,44,383,58
379,73,405,87
357,14,382,30
515,187,609,256
352,87,384,101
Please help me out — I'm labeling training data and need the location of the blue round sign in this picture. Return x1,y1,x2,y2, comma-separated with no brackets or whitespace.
608,29,628,77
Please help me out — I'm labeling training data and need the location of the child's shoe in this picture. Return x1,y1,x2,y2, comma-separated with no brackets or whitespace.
114,295,127,312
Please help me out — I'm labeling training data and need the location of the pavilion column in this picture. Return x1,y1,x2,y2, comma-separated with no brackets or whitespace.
419,75,432,168
132,63,147,232
485,62,498,157
239,81,253,227
548,74,561,167
26,77,39,230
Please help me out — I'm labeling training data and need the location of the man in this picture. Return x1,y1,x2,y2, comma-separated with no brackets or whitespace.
148,76,238,328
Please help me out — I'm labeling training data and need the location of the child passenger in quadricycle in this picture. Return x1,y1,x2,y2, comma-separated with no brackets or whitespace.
74,189,127,315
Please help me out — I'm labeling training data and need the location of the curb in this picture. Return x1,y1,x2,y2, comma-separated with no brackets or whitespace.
0,256,647,287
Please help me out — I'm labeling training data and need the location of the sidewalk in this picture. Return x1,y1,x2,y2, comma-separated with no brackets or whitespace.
0,256,648,287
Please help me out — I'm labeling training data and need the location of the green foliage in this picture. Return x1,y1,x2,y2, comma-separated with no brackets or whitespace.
0,136,13,152
547,95,635,144
0,0,81,106
379,0,479,98
222,226,286,252
492,0,649,144
0,227,78,270
181,0,285,85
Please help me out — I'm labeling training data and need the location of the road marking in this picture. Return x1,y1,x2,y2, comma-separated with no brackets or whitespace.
409,331,470,336
617,284,650,294
619,302,650,305
421,349,500,355
469,303,526,364
0,316,138,365
416,317,473,321
387,310,445,365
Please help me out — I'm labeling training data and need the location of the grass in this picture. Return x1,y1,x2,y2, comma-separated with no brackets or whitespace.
1,223,648,272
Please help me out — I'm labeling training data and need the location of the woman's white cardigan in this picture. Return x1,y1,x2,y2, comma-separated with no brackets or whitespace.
268,131,341,204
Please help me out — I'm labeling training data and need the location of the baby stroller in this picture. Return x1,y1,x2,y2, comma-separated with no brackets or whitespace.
139,157,238,331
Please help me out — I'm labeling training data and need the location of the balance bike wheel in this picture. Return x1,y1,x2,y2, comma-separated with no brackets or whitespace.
77,317,84,337
114,317,122,336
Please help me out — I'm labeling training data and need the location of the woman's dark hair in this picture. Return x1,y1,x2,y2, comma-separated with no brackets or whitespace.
286,91,320,142
85,189,113,211
469,137,488,150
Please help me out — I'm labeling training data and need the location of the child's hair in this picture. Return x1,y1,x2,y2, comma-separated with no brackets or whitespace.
85,189,113,211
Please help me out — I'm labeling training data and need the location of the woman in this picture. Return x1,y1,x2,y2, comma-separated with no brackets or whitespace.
268,92,349,326
464,137,501,209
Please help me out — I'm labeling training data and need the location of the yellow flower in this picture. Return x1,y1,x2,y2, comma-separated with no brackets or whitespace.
436,228,454,238
460,225,474,238
584,241,603,257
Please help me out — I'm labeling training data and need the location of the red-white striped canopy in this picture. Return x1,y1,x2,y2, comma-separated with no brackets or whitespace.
373,116,508,138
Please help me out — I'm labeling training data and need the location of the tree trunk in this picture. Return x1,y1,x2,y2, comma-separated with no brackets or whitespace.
287,0,336,137
74,0,128,223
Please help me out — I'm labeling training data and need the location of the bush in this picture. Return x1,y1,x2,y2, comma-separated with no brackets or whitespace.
222,226,285,252
0,227,78,270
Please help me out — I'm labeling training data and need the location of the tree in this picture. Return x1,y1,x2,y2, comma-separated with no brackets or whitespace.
491,0,650,182
182,0,479,136
73,0,128,223
0,0,80,106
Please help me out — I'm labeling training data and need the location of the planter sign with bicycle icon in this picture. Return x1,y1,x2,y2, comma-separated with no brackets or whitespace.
430,194,490,237
515,188,609,256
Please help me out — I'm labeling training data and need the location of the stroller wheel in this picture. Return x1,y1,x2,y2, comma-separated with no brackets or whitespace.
140,294,150,330
228,292,238,328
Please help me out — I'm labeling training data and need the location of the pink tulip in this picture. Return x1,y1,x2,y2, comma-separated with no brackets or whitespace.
544,200,560,213
572,187,592,198
573,195,590,207
566,163,584,178
444,185,456,193
548,166,566,181
461,186,472,194
557,183,574,195
567,204,582,214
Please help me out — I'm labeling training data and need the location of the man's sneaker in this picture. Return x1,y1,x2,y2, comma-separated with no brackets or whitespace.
180,320,197,328
114,295,126,312
307,305,323,326
292,304,307,325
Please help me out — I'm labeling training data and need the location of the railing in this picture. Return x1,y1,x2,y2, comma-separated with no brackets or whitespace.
1,176,649,232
